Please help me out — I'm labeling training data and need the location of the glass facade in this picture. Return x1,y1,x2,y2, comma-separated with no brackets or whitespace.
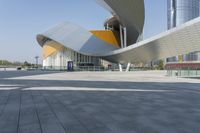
168,0,200,29
42,46,114,71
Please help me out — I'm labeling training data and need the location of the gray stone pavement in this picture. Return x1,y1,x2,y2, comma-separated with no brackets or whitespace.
0,70,200,133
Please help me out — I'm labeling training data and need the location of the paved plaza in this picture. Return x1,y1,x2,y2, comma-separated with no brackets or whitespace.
0,70,200,133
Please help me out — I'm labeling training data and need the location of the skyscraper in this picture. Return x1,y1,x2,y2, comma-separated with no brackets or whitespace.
168,0,200,29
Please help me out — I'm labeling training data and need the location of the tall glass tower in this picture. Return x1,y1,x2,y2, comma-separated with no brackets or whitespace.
167,0,200,29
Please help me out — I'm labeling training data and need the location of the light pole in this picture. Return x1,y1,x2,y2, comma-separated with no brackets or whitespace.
35,56,39,69
60,54,62,70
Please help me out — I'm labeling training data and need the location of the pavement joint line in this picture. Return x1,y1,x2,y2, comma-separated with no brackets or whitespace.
22,87,172,92
30,90,43,133
41,91,68,133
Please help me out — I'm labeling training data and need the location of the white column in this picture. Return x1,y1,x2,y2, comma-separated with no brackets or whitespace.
42,59,46,67
106,23,109,30
123,27,127,47
119,64,123,72
126,62,131,72
120,25,124,48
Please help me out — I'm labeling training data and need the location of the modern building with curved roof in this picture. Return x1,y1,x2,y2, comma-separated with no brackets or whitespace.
37,0,200,71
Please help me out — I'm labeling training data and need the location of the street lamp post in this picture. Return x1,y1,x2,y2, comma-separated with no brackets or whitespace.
35,56,39,69
60,55,62,70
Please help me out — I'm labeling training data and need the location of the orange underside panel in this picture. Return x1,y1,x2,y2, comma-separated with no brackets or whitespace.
43,45,57,59
90,30,120,48
43,41,65,59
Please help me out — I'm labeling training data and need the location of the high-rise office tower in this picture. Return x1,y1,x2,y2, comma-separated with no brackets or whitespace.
168,0,200,29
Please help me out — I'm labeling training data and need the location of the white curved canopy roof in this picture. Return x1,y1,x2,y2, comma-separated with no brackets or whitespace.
37,22,118,56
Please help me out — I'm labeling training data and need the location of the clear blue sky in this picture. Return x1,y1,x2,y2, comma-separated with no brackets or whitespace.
0,0,167,63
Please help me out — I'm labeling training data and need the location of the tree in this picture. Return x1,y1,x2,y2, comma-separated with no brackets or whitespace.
157,60,164,70
0,60,12,66
22,61,32,68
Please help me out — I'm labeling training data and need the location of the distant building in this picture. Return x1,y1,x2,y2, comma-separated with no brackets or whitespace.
168,0,200,29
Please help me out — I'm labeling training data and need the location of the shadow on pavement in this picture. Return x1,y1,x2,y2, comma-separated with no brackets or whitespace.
0,70,61,79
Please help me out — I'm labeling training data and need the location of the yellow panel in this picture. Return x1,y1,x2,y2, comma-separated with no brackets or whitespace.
43,45,57,59
90,30,120,48
43,41,65,59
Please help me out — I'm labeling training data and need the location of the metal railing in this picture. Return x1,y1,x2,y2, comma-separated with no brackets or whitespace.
42,66,106,71
166,67,200,77
42,66,153,72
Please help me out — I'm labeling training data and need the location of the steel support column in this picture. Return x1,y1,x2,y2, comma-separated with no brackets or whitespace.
123,27,127,47
120,25,124,48
126,62,131,72
119,64,123,72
